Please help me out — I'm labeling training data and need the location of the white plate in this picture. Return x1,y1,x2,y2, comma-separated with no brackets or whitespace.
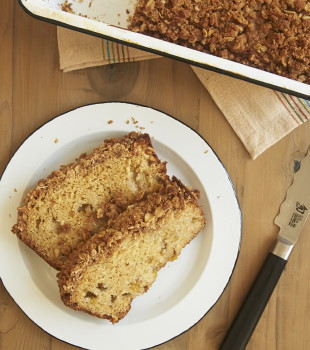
0,102,241,350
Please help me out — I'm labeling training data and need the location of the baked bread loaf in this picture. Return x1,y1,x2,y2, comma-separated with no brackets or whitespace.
57,177,206,323
12,132,168,270
129,0,310,84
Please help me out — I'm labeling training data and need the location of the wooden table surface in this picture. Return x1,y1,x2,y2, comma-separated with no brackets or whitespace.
1,0,310,349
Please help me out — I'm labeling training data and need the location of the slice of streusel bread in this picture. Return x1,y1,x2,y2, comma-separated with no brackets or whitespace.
57,177,206,323
12,132,168,270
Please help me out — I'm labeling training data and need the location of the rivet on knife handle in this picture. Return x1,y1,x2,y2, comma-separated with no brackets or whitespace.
219,147,310,350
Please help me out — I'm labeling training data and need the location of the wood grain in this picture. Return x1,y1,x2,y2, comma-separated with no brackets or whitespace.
1,0,310,349
0,0,13,173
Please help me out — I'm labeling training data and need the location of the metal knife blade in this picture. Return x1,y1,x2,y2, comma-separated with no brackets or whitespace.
219,147,310,350
273,149,310,259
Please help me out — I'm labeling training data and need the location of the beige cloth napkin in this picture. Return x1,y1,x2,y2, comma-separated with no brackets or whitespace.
57,27,310,159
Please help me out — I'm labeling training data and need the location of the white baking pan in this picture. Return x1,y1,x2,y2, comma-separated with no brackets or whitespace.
19,0,310,99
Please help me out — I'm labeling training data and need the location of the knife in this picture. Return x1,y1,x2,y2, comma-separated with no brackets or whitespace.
219,147,310,350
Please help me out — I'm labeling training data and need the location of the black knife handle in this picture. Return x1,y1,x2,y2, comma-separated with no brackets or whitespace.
219,252,287,350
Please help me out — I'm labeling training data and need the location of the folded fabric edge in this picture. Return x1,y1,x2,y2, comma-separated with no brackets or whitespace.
60,54,160,72
190,66,307,159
